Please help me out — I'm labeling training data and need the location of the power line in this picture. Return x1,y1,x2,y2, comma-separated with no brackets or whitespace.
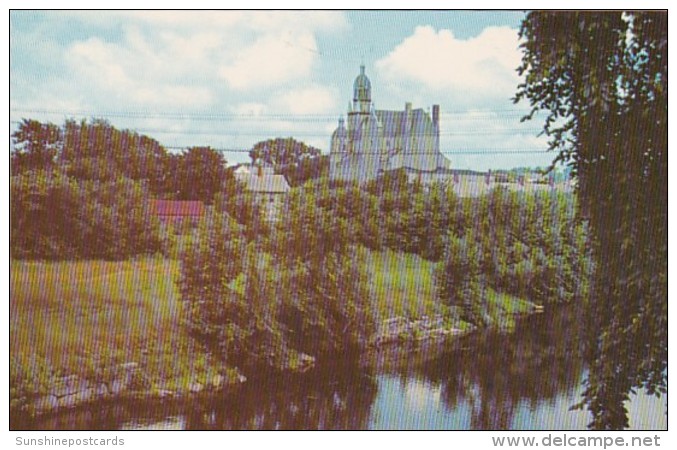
164,147,549,156
10,107,539,120
9,121,545,138
102,130,546,138
10,112,552,157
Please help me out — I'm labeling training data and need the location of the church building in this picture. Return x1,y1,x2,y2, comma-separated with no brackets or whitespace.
329,65,450,183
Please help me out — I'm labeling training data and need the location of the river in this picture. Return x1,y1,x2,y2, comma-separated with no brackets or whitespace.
16,305,667,430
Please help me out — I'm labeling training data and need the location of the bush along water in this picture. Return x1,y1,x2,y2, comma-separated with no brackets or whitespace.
177,191,375,376
178,176,592,374
435,187,593,328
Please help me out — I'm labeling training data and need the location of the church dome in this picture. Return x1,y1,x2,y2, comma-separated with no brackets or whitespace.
353,65,371,102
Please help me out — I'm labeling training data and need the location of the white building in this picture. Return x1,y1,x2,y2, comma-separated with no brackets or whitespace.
234,165,291,221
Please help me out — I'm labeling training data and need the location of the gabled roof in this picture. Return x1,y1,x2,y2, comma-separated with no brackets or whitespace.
150,200,205,217
235,173,291,194
374,108,449,172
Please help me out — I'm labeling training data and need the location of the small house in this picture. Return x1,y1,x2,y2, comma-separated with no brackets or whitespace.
235,165,290,221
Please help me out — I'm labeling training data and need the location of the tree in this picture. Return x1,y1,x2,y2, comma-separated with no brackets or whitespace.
272,188,375,358
179,212,276,368
10,170,164,259
282,154,329,187
178,187,375,371
314,183,381,250
11,119,62,174
435,230,487,326
60,118,170,191
249,137,321,171
515,11,666,429
213,179,270,242
173,146,228,204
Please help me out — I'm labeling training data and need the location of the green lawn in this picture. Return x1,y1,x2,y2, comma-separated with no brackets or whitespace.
361,249,444,321
10,257,227,392
10,249,445,384
361,249,535,327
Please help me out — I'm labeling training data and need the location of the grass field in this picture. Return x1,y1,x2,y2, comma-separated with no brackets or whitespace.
9,257,226,391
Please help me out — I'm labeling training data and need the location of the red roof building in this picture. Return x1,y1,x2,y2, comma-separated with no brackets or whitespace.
150,200,205,224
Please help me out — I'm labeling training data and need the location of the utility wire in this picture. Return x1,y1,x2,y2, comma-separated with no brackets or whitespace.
163,147,550,155
10,110,551,156
10,107,538,120
9,121,546,138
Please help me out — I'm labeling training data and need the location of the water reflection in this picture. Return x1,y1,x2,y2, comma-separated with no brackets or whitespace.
15,305,666,430
178,368,378,430
369,304,588,429
426,304,586,429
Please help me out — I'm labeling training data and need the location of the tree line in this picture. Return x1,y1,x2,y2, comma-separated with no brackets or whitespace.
11,118,228,201
10,118,326,259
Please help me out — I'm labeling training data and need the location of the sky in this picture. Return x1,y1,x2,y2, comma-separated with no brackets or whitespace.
10,10,558,171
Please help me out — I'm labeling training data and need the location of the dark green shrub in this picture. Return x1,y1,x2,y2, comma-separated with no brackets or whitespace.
178,211,283,369
435,230,487,325
10,170,163,259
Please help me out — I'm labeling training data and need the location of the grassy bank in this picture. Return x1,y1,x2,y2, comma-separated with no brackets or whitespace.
10,257,235,396
363,249,441,321
10,249,535,405
485,289,536,330
362,249,534,329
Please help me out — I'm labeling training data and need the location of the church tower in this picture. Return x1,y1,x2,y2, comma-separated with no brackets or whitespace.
348,65,373,154
330,64,449,183
352,65,371,114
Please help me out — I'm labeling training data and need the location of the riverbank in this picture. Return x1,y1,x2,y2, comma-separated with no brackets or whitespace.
18,304,651,431
363,249,538,336
18,361,249,417
10,251,538,418
10,257,238,417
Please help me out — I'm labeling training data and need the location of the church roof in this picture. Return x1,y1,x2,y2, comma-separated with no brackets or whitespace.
332,117,347,139
396,153,449,172
331,65,449,181
375,108,448,172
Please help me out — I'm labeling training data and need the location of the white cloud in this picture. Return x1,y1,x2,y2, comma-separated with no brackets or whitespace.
14,12,549,169
275,86,338,115
370,24,553,170
376,25,522,101
237,11,348,34
63,10,348,34
59,11,348,110
219,32,318,90
231,102,268,116
66,34,214,108
69,38,134,88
